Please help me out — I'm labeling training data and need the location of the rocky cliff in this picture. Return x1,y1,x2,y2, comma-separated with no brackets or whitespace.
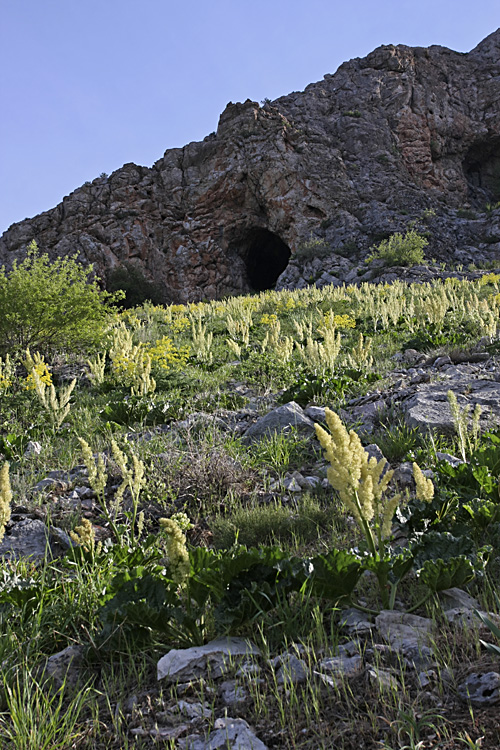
2,29,500,302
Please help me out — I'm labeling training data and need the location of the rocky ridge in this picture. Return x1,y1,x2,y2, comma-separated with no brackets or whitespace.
2,30,500,302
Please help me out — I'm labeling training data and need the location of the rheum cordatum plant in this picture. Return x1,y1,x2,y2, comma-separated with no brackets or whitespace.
315,409,482,613
315,408,404,609
78,437,145,543
0,462,12,543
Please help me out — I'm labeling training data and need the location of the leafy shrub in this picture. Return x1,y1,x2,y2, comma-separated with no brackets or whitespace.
404,325,469,351
279,368,379,407
294,235,331,261
366,229,428,267
99,395,182,428
107,263,165,308
0,241,119,354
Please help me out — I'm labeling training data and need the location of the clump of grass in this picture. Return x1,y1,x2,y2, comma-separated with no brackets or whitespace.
210,492,338,550
246,428,315,474
371,417,423,463
0,670,92,749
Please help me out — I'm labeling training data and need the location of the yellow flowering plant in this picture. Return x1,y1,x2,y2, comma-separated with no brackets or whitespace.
0,462,12,543
70,518,95,552
0,354,15,393
315,409,484,612
147,336,190,372
159,518,191,584
316,409,416,610
23,349,52,391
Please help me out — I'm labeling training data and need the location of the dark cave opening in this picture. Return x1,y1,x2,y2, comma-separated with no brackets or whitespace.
243,228,291,291
463,137,500,204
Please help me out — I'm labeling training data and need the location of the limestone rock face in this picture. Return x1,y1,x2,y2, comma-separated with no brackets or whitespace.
2,30,500,302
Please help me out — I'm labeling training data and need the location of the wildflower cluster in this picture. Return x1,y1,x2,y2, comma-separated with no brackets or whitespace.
0,462,12,543
188,301,208,315
87,351,107,384
260,314,278,327
147,336,190,370
111,440,145,510
30,368,76,428
160,517,191,584
190,318,213,364
169,316,191,334
169,512,193,531
315,408,401,548
275,296,297,313
165,304,190,322
24,350,52,391
479,273,500,287
296,329,342,372
111,350,143,381
70,518,95,551
321,312,356,330
345,332,373,371
412,463,434,503
78,436,145,542
78,438,107,499
447,389,481,462
0,355,14,393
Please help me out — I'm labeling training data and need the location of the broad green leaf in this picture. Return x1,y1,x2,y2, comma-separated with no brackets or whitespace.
411,531,475,567
307,549,364,601
418,556,475,592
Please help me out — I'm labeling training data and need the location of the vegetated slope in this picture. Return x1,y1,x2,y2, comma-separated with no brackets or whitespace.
1,30,500,303
2,273,500,747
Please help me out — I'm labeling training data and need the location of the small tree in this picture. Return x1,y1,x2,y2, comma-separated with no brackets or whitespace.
0,241,121,354
366,229,428,267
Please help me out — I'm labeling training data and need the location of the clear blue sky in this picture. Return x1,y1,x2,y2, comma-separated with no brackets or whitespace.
1,0,498,234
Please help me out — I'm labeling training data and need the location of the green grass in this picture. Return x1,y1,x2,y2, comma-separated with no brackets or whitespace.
210,492,340,550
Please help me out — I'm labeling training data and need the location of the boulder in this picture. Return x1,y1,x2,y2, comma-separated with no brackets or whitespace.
402,379,500,435
157,638,260,684
0,519,72,561
179,717,268,750
458,672,500,706
375,610,433,651
242,402,314,443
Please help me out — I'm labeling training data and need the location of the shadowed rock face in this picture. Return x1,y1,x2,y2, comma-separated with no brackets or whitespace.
2,29,500,302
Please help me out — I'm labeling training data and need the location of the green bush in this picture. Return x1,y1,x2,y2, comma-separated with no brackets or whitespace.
107,262,165,307
0,241,120,354
294,235,331,261
366,229,428,267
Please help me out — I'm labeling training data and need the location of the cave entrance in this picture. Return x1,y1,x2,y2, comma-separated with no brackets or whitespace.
463,137,500,204
243,228,291,291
